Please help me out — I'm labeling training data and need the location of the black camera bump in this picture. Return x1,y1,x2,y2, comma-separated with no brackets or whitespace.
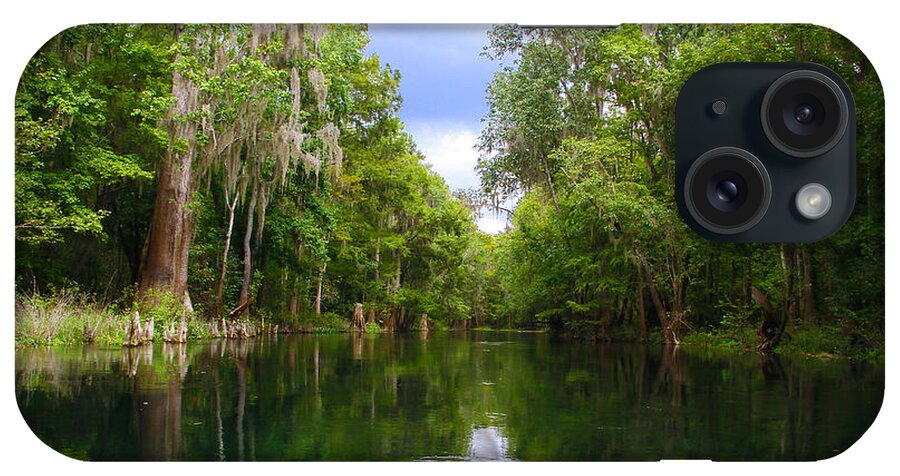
675,63,856,243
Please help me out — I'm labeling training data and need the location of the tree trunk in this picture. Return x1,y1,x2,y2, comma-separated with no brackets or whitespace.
635,245,672,343
540,156,560,212
670,273,685,343
394,249,402,291
124,311,143,347
255,239,268,309
352,303,365,331
215,193,239,318
138,69,197,306
238,183,258,316
637,265,648,340
753,286,787,352
314,261,326,315
289,286,300,315
288,240,304,315
374,236,381,282
754,244,795,352
475,280,483,328
598,300,613,341
801,245,817,323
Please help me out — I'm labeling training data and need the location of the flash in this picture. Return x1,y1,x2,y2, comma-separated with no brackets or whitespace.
795,183,832,220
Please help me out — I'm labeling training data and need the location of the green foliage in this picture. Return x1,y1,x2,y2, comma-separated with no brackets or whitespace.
778,325,852,356
185,317,215,340
15,289,126,347
680,328,758,352
14,23,487,338
295,312,350,334
13,24,883,358
364,321,383,334
480,24,883,355
15,25,162,245
134,289,187,331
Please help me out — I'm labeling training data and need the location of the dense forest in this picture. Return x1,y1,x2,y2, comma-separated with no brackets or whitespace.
473,24,884,355
15,24,884,357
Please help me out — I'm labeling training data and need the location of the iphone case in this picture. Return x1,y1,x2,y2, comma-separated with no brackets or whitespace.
14,23,884,461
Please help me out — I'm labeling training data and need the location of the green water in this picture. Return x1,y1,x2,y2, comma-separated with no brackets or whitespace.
15,331,883,461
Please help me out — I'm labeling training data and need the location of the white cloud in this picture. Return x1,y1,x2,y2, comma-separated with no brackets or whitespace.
407,121,514,234
409,122,480,191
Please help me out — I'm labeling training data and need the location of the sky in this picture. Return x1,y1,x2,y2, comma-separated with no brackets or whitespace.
365,24,509,234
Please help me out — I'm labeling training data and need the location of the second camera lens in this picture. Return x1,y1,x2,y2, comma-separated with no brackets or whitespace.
761,70,849,158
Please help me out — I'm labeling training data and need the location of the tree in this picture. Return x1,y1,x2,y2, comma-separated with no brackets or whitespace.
480,24,883,350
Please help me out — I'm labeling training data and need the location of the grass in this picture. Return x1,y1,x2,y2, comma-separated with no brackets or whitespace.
287,311,350,334
778,323,884,362
16,289,221,347
14,292,374,347
681,322,884,362
680,326,759,352
15,289,127,347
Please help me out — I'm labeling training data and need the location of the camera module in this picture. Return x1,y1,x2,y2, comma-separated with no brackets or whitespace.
684,147,772,235
676,63,856,242
761,70,849,158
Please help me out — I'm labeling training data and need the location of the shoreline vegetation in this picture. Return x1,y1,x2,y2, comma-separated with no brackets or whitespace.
15,288,883,362
15,25,884,364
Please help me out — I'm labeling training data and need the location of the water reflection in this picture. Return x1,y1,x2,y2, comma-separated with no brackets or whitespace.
468,427,511,461
15,332,883,461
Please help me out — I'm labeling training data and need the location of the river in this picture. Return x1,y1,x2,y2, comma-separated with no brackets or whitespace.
15,331,883,461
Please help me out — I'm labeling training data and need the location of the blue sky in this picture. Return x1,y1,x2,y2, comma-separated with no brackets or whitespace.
365,24,508,233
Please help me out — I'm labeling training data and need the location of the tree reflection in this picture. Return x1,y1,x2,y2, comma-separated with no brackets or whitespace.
121,343,190,460
15,333,884,461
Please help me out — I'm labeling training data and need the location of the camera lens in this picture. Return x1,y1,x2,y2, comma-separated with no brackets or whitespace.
761,70,849,158
793,104,815,124
684,147,771,235
715,179,739,203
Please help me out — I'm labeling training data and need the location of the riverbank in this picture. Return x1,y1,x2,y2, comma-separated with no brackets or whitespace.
14,291,883,361
12,290,361,347
679,325,884,362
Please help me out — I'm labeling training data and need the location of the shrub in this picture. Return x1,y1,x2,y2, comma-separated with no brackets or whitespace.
15,289,126,346
294,311,349,334
778,324,851,356
364,321,383,334
133,289,186,332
